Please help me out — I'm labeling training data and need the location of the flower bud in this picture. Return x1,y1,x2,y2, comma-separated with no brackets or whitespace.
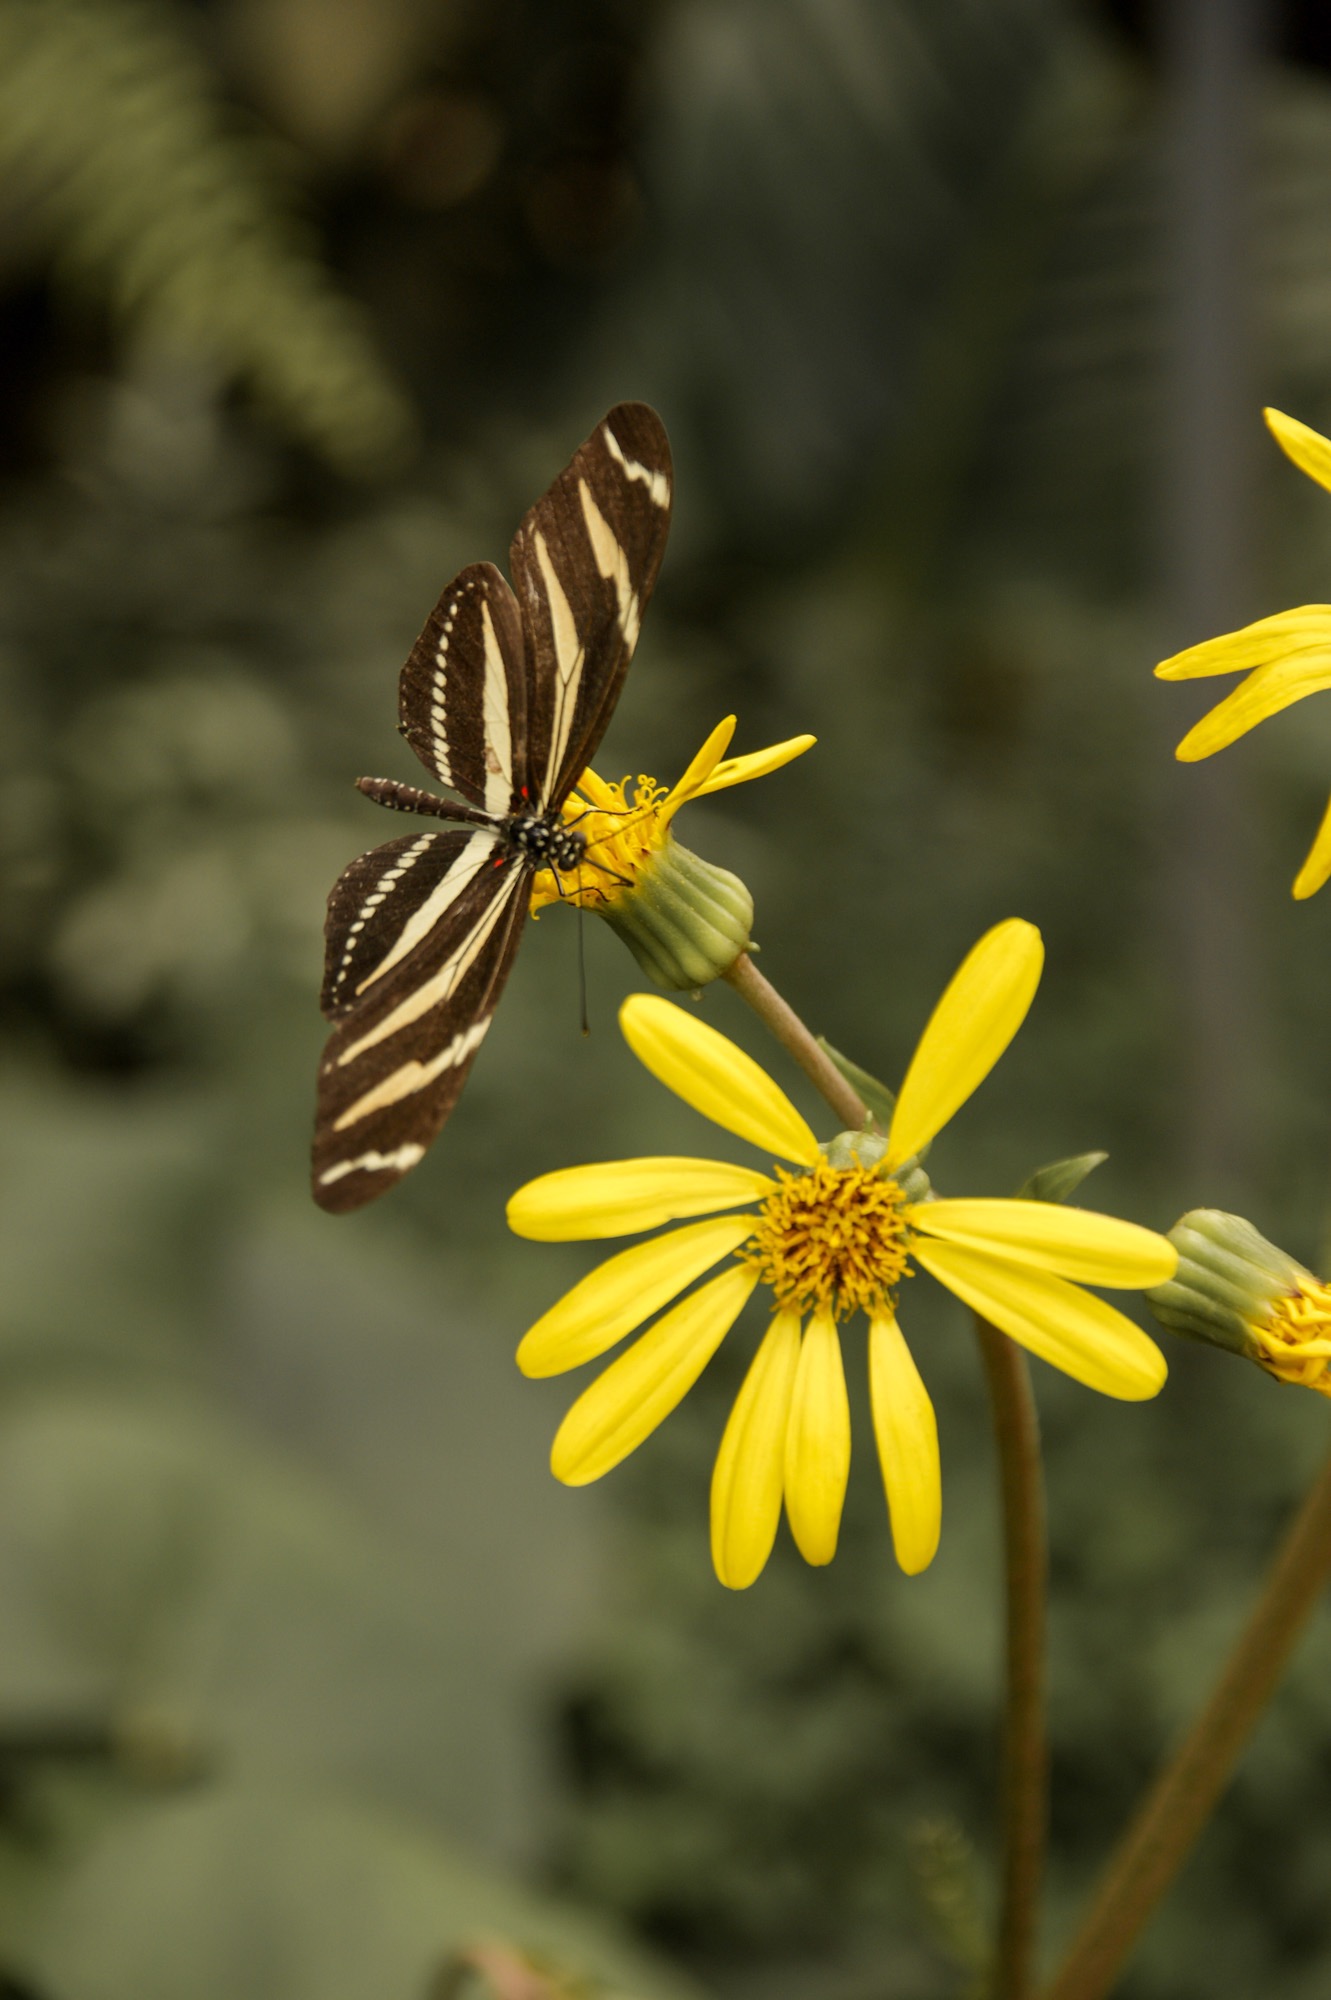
1146,1209,1331,1394
600,837,753,990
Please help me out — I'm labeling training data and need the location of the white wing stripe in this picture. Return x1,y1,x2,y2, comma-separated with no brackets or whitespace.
534,529,586,798
602,423,670,507
480,598,514,813
353,829,497,997
333,1018,493,1131
579,479,642,654
429,602,459,785
336,862,520,1065
318,1144,426,1187
329,830,438,1006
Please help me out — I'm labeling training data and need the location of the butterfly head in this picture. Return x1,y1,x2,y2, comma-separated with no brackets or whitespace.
507,813,588,875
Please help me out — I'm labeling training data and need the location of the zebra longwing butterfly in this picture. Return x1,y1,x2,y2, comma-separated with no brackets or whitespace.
311,403,673,1212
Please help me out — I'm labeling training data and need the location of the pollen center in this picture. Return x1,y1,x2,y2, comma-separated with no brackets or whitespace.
1254,1280,1331,1397
743,1163,911,1319
529,775,667,915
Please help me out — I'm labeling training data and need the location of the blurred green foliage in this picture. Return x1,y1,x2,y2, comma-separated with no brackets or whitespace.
3,1,1331,1997
0,0,411,473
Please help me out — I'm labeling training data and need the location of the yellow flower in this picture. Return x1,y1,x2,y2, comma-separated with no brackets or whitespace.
508,920,1175,1590
1148,1209,1331,1398
1155,407,1331,898
528,716,814,916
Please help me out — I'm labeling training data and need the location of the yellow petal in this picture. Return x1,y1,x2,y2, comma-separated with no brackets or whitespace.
1266,406,1331,497
507,1158,773,1241
620,995,822,1165
783,1307,850,1565
658,717,736,825
886,920,1044,1170
912,1237,1166,1400
551,1265,757,1484
1293,791,1331,900
909,1199,1177,1288
517,1215,757,1377
868,1313,941,1575
1174,655,1331,761
1155,606,1331,680
572,767,622,809
710,1311,801,1589
693,734,817,799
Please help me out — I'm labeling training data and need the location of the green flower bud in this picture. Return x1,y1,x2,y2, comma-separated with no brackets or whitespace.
1146,1209,1331,1394
600,837,753,991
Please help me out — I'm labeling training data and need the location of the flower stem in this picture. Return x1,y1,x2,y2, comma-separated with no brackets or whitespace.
974,1314,1048,2000
724,957,1051,1992
724,953,870,1130
1044,1438,1331,2000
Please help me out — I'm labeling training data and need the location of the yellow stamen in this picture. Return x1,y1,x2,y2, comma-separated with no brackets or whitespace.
743,1163,911,1319
529,774,670,915
1253,1279,1331,1396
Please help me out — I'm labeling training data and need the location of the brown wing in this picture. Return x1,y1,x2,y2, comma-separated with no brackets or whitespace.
312,827,528,1212
397,561,529,814
509,402,672,809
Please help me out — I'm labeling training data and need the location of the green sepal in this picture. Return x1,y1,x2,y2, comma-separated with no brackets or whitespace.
600,838,753,991
1145,1209,1309,1359
1015,1151,1108,1204
822,1127,932,1204
816,1039,897,1126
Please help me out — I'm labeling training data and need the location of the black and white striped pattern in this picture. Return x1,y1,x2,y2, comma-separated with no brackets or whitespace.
312,403,672,1212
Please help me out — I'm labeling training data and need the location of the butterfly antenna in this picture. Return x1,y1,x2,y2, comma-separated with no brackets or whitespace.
577,873,590,1037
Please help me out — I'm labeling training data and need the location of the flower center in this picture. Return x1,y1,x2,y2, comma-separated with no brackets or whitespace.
743,1162,911,1319
529,775,668,915
1253,1281,1331,1396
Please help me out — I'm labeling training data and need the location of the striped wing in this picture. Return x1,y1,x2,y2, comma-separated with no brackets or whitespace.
312,828,528,1212
398,561,529,815
510,402,672,810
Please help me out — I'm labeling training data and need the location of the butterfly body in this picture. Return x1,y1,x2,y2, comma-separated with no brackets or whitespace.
353,774,590,874
312,403,672,1213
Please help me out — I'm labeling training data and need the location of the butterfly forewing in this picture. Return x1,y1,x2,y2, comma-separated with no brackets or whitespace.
511,402,672,809
398,561,529,813
314,834,529,1211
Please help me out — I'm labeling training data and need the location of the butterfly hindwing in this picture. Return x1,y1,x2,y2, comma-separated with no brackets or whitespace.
398,560,528,814
313,834,530,1211
510,402,672,810
321,827,484,1020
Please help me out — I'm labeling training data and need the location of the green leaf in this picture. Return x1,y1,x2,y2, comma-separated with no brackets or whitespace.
8,1780,699,2000
0,1389,476,1827
1014,1151,1108,1204
815,1039,896,1126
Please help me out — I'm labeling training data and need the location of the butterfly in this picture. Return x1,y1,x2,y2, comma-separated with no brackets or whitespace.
312,402,673,1213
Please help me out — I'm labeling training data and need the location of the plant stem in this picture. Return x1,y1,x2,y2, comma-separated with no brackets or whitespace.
1044,1440,1331,2000
724,953,869,1130
975,1314,1049,2000
725,957,1051,1998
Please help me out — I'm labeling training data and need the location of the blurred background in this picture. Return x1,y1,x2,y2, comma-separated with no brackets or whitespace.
1,0,1331,1994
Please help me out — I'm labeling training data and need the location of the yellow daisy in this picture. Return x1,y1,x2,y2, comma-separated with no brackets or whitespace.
1155,407,1331,898
508,920,1175,1589
528,716,814,990
529,714,813,913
